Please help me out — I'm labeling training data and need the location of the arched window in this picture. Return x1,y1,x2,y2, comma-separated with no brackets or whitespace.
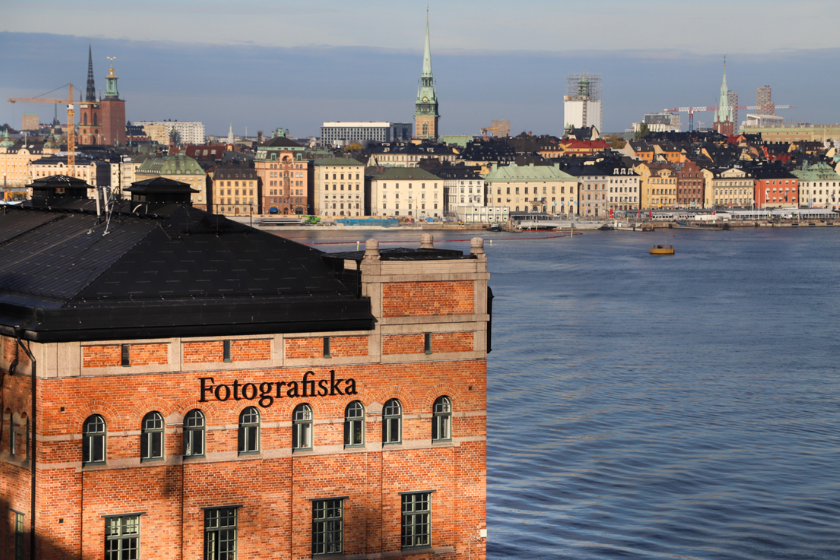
292,404,312,451
183,409,205,458
83,414,106,465
141,411,164,461
432,396,451,442
383,399,402,444
238,407,260,454
344,401,364,447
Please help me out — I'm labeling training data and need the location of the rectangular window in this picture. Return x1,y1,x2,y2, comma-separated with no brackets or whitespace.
223,340,232,363
121,344,130,367
424,333,432,354
14,512,24,560
312,499,344,556
402,493,431,549
205,507,238,560
105,515,140,560
323,337,331,358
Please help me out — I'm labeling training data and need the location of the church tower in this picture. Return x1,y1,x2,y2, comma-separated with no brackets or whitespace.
414,9,439,140
713,55,735,136
78,41,103,145
100,57,126,146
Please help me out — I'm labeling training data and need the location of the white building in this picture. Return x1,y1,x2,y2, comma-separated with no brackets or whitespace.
321,122,412,147
135,121,206,145
368,167,442,218
564,73,602,132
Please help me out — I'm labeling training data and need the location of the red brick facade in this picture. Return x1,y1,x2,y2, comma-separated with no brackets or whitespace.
383,281,474,317
1,238,490,560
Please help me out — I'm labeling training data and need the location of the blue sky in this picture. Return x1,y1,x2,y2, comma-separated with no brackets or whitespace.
2,1,839,136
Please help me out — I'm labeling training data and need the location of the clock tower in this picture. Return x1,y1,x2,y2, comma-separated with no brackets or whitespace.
414,9,439,139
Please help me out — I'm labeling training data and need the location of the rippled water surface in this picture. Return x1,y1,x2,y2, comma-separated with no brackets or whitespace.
286,227,840,560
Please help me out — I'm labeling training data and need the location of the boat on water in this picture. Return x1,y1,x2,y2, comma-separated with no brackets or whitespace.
650,245,675,255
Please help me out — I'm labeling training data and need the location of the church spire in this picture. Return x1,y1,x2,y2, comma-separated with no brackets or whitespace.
713,53,735,135
86,41,97,102
422,6,433,78
414,6,439,139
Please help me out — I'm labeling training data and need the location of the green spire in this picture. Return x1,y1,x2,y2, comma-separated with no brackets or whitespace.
415,7,438,115
0,129,13,149
422,8,433,78
714,54,733,124
105,58,119,99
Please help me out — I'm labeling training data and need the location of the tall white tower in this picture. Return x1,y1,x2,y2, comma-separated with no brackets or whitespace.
563,72,602,133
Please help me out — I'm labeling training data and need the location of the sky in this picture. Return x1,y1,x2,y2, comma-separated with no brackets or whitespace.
2,1,839,137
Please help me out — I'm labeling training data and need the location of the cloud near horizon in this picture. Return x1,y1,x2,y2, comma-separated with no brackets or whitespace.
1,32,838,138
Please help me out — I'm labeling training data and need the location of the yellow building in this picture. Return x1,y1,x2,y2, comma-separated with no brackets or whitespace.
701,167,755,209
311,158,365,217
636,162,677,209
0,133,48,188
212,165,259,216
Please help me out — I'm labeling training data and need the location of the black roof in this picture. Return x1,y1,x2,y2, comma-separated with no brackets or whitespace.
26,175,91,190
0,204,373,342
125,177,199,194
265,136,301,148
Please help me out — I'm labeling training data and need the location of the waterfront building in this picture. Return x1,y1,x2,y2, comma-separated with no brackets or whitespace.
310,157,365,217
135,154,208,208
429,164,487,217
673,160,705,208
713,60,736,137
563,159,639,217
254,133,308,215
212,164,260,216
368,167,442,218
0,191,489,560
749,164,799,208
701,167,755,209
792,161,840,209
564,72,602,133
415,12,440,139
135,121,206,145
367,142,457,168
321,123,412,147
484,163,578,215
636,162,677,210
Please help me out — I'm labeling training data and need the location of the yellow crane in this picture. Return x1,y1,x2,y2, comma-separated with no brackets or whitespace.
8,84,76,175
480,126,501,137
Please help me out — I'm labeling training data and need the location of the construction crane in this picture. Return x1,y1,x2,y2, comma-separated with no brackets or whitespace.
8,84,75,175
480,126,500,137
662,104,794,131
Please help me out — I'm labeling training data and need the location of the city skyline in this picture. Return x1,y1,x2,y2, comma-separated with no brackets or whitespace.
2,2,839,137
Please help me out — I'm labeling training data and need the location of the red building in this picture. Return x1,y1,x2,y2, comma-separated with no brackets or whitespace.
674,160,705,208
0,184,488,559
751,165,799,208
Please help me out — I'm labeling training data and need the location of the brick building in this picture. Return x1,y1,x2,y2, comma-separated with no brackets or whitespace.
673,159,705,208
0,185,488,560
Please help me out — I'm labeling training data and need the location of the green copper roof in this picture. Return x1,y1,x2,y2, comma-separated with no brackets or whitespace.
138,154,205,177
0,129,13,149
313,157,364,167
371,167,440,181
484,163,578,182
791,161,840,182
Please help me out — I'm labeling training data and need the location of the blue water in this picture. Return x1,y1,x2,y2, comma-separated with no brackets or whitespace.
286,227,840,559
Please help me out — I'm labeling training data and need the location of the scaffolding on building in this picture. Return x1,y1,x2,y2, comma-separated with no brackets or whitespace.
564,73,602,101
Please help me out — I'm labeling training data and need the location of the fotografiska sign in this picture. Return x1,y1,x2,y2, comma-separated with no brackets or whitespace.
200,371,357,408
